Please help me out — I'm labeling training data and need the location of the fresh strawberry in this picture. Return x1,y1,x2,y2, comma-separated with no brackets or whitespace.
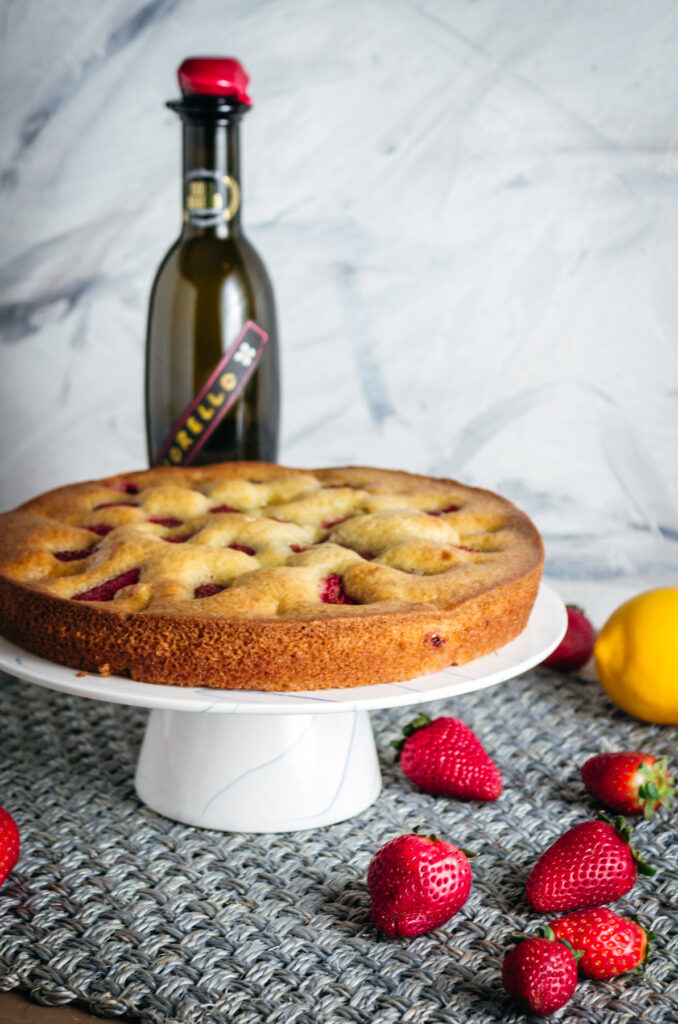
542,604,595,671
367,832,472,937
550,907,654,980
0,808,19,886
525,815,655,912
582,752,675,819
502,927,581,1015
393,714,503,800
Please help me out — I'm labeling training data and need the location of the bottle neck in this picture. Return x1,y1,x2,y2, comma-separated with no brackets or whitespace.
180,115,243,238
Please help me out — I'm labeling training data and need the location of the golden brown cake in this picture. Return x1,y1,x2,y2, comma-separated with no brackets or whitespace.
0,463,544,691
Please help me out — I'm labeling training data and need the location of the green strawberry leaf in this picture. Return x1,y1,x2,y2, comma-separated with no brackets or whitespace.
598,813,658,876
391,712,432,762
637,758,675,818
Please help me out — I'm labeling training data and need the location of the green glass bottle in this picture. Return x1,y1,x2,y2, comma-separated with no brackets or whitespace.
145,57,280,467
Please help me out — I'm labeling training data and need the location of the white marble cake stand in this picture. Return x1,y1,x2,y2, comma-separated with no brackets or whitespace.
0,584,566,834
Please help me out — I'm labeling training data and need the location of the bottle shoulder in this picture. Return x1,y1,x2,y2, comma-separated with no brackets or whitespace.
155,230,260,267
235,233,273,279
180,230,268,264
152,230,274,296
150,237,182,279
147,229,277,336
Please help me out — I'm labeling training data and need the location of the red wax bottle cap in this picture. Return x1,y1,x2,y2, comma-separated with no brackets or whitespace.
178,57,252,105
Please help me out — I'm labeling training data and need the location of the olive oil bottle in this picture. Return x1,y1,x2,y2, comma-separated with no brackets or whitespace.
145,57,280,467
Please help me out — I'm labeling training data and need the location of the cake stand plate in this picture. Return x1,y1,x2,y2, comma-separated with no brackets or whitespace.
0,584,566,833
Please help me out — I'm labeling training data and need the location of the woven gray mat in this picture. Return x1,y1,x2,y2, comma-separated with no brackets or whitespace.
0,669,675,1024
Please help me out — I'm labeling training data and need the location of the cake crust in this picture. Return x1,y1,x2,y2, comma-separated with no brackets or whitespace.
0,463,544,691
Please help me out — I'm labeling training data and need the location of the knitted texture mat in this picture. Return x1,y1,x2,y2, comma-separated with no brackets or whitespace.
0,669,675,1024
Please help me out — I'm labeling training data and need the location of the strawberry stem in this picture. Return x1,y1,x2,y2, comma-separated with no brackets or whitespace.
511,927,583,957
598,813,658,877
411,825,440,843
634,853,658,877
391,712,432,762
638,758,675,819
629,914,657,969
557,938,584,960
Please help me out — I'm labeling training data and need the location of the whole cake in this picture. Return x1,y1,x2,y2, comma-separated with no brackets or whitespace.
0,463,544,691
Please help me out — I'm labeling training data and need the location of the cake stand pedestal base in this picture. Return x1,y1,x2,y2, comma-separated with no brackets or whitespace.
0,585,567,835
134,708,382,833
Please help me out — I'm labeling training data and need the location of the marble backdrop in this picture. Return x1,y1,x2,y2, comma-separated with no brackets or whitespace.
1,0,676,622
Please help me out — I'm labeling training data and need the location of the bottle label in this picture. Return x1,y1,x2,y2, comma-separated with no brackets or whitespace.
183,169,240,226
156,321,268,466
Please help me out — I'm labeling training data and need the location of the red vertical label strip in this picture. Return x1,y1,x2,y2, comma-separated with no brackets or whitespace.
155,321,268,467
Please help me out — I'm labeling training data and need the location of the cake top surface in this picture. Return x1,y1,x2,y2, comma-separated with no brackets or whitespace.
0,463,543,622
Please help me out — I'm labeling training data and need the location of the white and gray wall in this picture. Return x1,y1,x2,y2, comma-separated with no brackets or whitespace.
1,0,677,622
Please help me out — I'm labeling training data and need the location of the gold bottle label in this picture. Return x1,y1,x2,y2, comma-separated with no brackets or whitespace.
155,321,268,466
183,170,240,226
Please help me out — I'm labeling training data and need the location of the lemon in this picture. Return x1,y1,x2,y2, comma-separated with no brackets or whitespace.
594,587,678,724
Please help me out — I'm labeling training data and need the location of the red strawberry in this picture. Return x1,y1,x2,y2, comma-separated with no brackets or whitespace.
53,548,95,562
367,832,472,937
502,927,580,1015
550,907,654,980
581,752,675,819
542,604,595,671
526,815,656,912
73,569,141,602
148,516,183,528
0,808,19,887
393,714,503,800
228,544,256,556
320,573,356,605
194,583,226,599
